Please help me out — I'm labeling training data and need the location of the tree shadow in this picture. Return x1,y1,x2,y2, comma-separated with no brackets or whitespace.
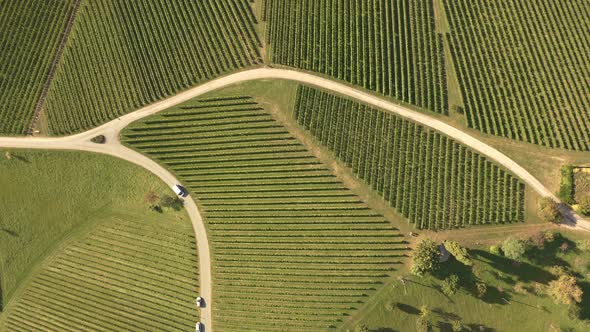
473,250,554,284
395,303,420,315
526,235,574,268
11,154,30,163
372,328,397,332
576,280,590,320
432,307,461,321
465,323,497,332
0,227,18,237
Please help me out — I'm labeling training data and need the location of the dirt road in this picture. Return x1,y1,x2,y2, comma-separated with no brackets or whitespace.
1,68,589,331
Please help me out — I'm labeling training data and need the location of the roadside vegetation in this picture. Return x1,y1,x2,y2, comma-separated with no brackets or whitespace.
293,85,525,230
45,0,262,135
122,96,407,331
0,0,76,135
0,150,173,309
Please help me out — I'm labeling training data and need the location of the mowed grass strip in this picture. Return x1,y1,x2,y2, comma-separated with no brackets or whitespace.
4,217,199,332
122,96,406,331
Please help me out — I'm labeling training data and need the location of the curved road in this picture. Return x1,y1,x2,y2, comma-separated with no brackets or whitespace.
1,68,589,330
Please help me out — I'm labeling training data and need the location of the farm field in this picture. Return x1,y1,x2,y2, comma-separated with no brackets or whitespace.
263,0,448,114
44,0,262,135
122,96,407,331
2,213,199,332
0,150,175,310
293,85,526,230
444,0,590,151
0,0,76,135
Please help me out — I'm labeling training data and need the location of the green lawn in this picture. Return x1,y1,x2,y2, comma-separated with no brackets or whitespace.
347,232,590,332
0,150,176,309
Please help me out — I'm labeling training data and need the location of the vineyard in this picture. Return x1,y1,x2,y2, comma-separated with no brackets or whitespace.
444,0,590,151
293,86,525,230
4,216,199,331
122,97,406,331
0,0,76,135
45,0,262,135
263,0,448,114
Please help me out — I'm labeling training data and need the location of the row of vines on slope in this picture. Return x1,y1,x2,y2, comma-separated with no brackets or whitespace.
45,0,262,135
444,0,590,151
264,0,448,114
294,86,525,230
122,96,406,331
0,0,75,135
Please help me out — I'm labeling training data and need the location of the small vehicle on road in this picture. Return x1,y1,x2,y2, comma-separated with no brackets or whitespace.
196,296,204,307
196,322,203,332
172,184,188,197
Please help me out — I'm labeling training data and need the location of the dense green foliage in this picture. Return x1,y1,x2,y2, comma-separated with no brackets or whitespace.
501,237,526,261
445,0,590,150
444,241,472,266
0,0,75,135
293,86,525,230
45,0,262,135
4,216,199,331
264,0,448,114
123,96,406,331
0,150,169,307
559,165,575,204
410,239,440,276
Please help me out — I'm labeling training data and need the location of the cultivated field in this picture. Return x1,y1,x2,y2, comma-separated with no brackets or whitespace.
0,150,172,309
3,215,199,331
264,0,448,114
444,0,590,150
122,96,406,331
0,0,75,135
45,0,262,135
294,86,526,230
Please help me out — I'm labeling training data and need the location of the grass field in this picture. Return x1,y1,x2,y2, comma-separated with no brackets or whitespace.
2,213,199,332
122,96,407,331
293,85,525,230
264,0,448,114
350,231,590,332
0,0,76,135
45,0,262,135
0,150,174,309
444,0,590,151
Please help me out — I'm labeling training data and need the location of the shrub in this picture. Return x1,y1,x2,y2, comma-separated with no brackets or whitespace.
385,301,397,312
416,317,431,332
575,240,590,252
441,274,459,296
355,324,369,332
580,196,590,216
539,197,561,223
558,165,575,204
444,241,472,266
549,265,568,277
476,282,487,298
502,237,526,260
411,239,440,276
568,304,581,320
160,194,184,211
560,242,570,253
91,135,106,144
547,274,583,305
489,245,501,255
544,231,556,242
529,231,546,249
451,320,464,332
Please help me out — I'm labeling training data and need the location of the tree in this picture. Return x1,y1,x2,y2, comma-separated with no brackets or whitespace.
420,305,431,318
547,274,583,305
355,323,369,332
539,197,561,223
441,274,459,296
451,320,464,332
529,231,546,249
160,194,184,211
489,245,501,255
476,282,487,298
579,196,590,216
411,239,440,276
502,237,526,260
416,317,431,332
444,241,472,266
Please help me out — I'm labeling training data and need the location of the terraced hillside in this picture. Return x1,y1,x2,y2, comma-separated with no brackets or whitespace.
264,0,448,114
0,0,76,135
45,0,262,135
294,86,526,230
444,0,590,150
4,216,199,332
122,97,406,331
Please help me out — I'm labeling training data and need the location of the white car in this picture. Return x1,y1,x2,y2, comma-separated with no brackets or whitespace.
196,322,203,332
196,296,204,307
172,184,188,197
